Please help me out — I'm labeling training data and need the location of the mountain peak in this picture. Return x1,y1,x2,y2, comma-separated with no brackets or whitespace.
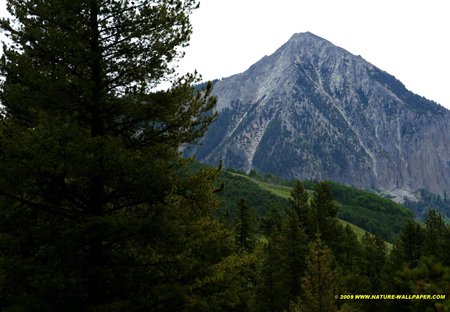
286,32,336,49
290,31,327,41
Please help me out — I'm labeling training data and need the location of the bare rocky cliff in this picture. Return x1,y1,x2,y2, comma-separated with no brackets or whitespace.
189,32,450,197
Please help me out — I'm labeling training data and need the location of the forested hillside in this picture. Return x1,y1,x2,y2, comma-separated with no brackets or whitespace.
218,169,413,243
212,175,450,311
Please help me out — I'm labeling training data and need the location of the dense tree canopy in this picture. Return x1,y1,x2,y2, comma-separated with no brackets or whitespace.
0,0,226,311
0,0,216,216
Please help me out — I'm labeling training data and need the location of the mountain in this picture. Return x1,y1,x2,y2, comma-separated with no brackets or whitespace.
188,32,450,199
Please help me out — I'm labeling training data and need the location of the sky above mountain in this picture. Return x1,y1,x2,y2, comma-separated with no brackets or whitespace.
0,0,449,109
178,0,450,110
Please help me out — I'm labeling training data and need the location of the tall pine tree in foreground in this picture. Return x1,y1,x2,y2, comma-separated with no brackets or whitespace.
0,1,231,311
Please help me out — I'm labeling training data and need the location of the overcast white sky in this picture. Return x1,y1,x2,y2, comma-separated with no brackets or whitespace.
178,0,450,110
1,0,449,109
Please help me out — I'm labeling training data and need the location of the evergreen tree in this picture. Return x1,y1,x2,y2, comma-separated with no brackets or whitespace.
213,245,261,311
254,228,285,312
292,236,340,312
358,233,387,312
279,208,308,306
260,203,283,237
254,204,285,312
423,209,447,262
311,182,339,248
289,180,312,235
394,257,450,312
360,233,387,293
398,220,424,268
0,1,230,311
334,224,363,295
236,198,256,252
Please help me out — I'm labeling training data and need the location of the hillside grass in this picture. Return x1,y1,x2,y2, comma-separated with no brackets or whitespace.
252,180,292,199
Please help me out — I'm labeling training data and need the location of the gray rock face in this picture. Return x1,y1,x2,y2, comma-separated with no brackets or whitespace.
190,32,450,196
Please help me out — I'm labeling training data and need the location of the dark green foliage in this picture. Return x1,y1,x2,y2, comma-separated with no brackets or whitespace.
279,207,308,304
398,220,425,268
360,233,387,293
392,257,450,312
291,236,340,312
254,232,286,312
236,198,257,252
383,213,450,312
259,204,284,237
216,170,289,219
215,170,450,312
329,181,412,216
422,210,450,265
255,202,309,312
254,205,285,312
0,0,235,311
333,224,364,307
335,225,362,274
330,182,414,242
311,182,339,247
289,181,312,234
355,233,388,312
234,170,413,242
338,206,407,243
215,175,450,312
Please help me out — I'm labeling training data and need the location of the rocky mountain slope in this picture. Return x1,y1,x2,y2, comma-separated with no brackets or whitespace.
189,32,450,198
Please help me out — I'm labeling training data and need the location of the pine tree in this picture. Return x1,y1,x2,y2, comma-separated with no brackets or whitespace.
311,182,339,248
398,220,424,268
0,1,230,311
360,233,387,293
279,208,308,306
357,233,387,312
289,180,311,234
292,236,340,312
334,224,363,296
236,198,256,252
260,203,283,237
394,257,450,312
255,236,286,312
255,205,285,312
423,209,447,261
